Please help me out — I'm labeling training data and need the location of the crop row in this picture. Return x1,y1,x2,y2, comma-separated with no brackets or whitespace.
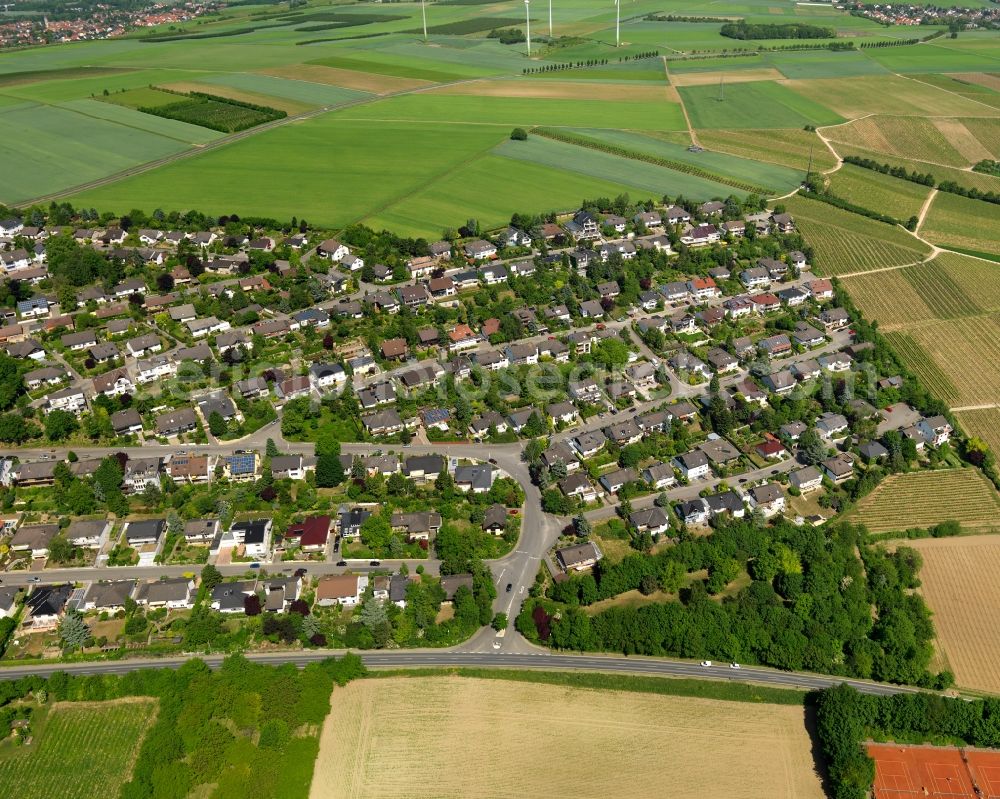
532,128,774,195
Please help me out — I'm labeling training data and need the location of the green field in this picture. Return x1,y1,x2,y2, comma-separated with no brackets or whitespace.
783,194,931,276
101,86,179,109
678,80,844,129
495,135,746,198
922,191,1000,257
72,119,511,226
0,102,191,203
337,93,687,130
365,153,654,236
0,699,155,799
568,128,805,192
198,72,370,107
696,127,837,172
827,163,932,221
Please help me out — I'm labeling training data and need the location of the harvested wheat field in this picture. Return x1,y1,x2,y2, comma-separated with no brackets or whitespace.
311,676,824,799
427,79,675,102
851,469,1000,534
670,68,785,87
261,64,431,94
909,536,1000,693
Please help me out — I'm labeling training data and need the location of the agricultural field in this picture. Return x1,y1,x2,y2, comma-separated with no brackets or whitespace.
782,195,931,276
830,140,1000,194
901,252,1000,316
884,316,1000,407
197,73,370,108
156,80,314,116
827,163,931,221
957,408,1000,460
678,80,844,130
695,127,837,172
839,269,937,329
138,93,284,133
788,74,1000,118
921,191,1000,258
0,698,156,799
908,536,1000,693
851,469,1000,534
262,63,431,94
312,676,825,799
823,115,978,168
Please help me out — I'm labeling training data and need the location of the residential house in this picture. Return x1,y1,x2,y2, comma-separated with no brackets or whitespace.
673,450,710,481
559,473,597,503
231,519,272,558
65,519,110,549
790,465,823,493
822,453,855,484
315,574,367,607
643,461,677,490
285,516,331,552
556,541,603,572
10,523,58,558
748,483,785,517
630,507,671,536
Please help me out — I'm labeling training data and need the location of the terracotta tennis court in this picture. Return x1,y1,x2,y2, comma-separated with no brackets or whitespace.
868,743,1000,798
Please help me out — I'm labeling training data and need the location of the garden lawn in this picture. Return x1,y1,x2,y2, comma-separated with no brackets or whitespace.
336,94,686,130
0,102,190,203
678,80,844,129
70,119,511,228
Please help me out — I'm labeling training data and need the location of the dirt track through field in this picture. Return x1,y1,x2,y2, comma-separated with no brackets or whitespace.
310,676,824,799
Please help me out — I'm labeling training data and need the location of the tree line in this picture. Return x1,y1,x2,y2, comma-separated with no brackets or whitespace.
843,155,1000,206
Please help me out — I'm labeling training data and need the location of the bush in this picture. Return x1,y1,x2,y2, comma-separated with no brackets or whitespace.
510,127,528,141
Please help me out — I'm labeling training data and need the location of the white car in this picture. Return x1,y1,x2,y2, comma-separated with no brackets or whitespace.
700,660,712,667
730,663,741,670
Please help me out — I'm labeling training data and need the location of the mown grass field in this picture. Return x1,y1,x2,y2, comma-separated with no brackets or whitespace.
678,80,844,129
782,195,930,276
851,469,1000,534
0,699,156,799
313,676,824,799
922,191,1000,258
827,163,931,220
909,535,1000,694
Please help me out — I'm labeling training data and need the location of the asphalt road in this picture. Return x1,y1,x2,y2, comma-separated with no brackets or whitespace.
0,647,915,696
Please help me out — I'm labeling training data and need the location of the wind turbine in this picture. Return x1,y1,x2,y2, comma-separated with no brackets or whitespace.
548,0,552,38
420,0,427,42
615,0,620,47
525,0,531,56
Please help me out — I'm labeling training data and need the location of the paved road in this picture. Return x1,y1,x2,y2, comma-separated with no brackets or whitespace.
0,647,915,696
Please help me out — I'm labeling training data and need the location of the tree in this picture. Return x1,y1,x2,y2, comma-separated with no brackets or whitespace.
44,409,78,441
48,535,76,564
58,610,90,651
244,594,262,616
573,516,592,538
360,513,392,552
201,564,222,592
207,411,227,437
315,453,344,488
357,598,390,648
510,127,528,141
492,612,508,631
799,428,828,465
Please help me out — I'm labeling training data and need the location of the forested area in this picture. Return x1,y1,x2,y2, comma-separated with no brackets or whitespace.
519,520,945,687
720,21,835,39
0,653,365,799
816,684,1000,799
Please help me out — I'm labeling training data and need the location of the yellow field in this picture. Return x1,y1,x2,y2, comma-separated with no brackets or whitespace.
931,118,994,163
696,127,837,171
851,469,1000,534
825,115,970,167
261,64,432,94
312,676,825,799
909,536,1000,693
159,81,314,115
788,74,1000,118
670,68,785,87
956,407,1000,457
426,78,676,102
